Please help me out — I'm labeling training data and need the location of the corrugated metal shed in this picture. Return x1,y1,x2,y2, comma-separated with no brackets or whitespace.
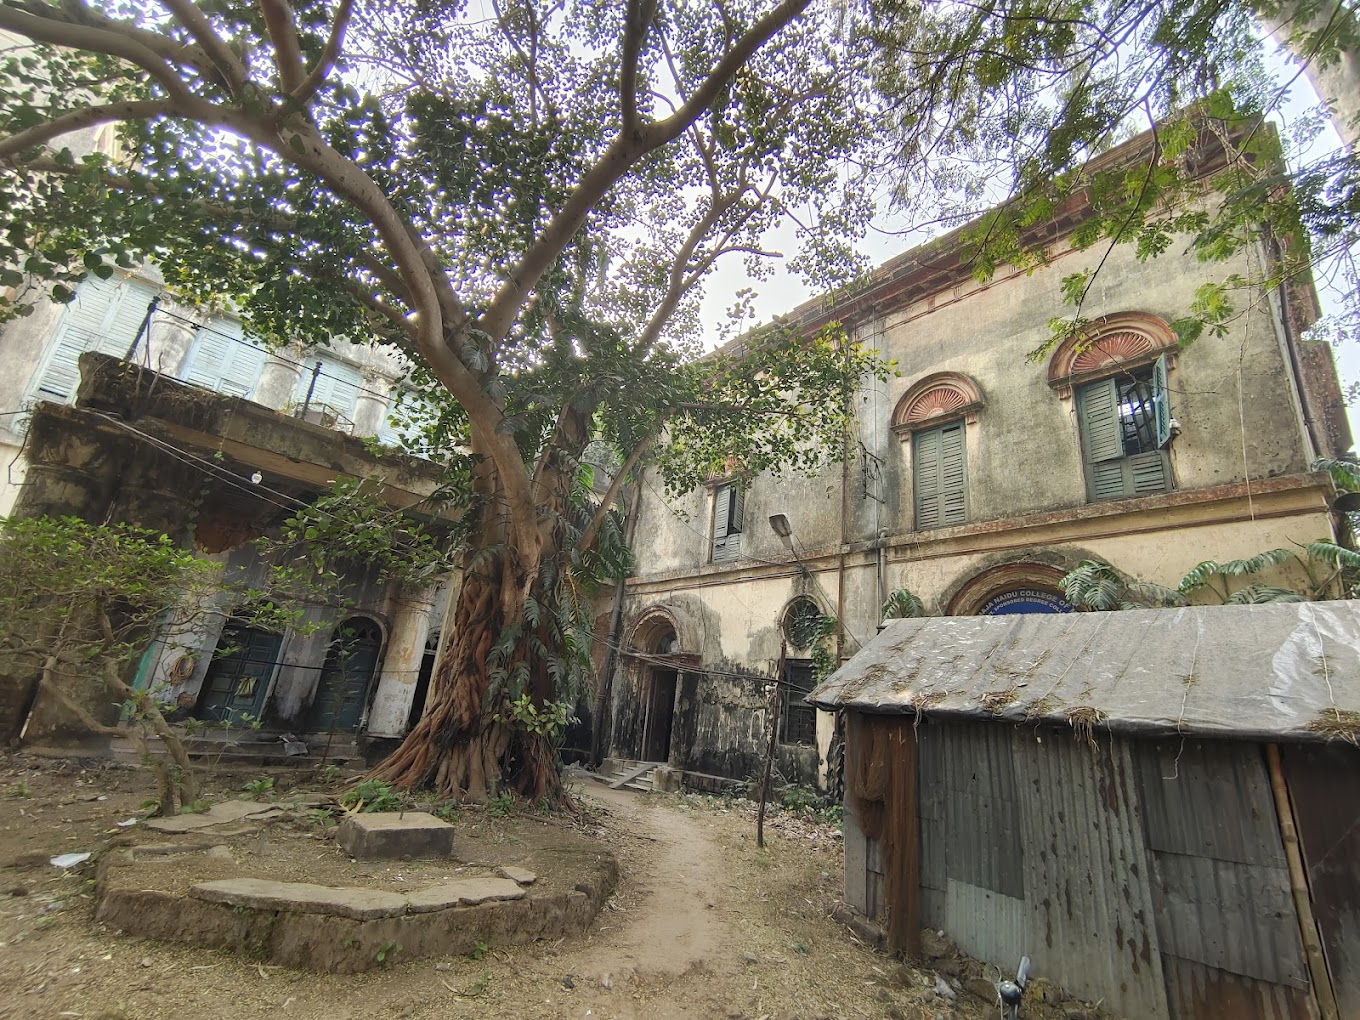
809,602,1360,743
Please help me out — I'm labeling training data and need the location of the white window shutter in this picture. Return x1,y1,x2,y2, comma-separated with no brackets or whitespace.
29,275,158,403
729,486,745,534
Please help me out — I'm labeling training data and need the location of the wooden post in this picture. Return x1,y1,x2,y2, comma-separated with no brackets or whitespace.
1266,742,1339,1020
756,641,787,850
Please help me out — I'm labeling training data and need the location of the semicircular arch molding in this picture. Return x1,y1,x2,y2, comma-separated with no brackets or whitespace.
944,561,1071,617
891,371,986,439
626,606,690,656
1047,312,1178,397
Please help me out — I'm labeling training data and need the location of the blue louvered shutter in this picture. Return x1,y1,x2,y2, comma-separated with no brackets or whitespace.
30,276,157,403
296,356,362,425
1152,353,1172,449
181,317,266,398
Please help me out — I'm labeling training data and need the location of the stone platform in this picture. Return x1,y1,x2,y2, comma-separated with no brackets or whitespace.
336,811,456,860
95,799,617,972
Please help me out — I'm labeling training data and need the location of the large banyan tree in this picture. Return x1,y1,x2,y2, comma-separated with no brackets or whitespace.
0,0,898,802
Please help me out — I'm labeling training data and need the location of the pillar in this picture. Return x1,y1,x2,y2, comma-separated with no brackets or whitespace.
253,343,306,412
366,582,438,737
352,369,390,439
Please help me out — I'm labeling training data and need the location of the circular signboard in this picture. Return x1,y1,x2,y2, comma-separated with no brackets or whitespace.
978,587,1073,616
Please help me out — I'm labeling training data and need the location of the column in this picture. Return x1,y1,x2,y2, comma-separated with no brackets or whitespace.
366,582,438,737
253,343,307,412
352,368,390,439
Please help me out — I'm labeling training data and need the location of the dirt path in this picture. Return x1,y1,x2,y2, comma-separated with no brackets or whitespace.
570,785,730,982
0,757,999,1020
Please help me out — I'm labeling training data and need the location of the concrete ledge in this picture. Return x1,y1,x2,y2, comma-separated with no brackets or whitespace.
193,879,409,920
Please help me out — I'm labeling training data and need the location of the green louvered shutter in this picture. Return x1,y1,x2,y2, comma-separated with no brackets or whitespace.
913,427,942,529
1078,378,1129,500
1152,353,1172,449
938,422,967,526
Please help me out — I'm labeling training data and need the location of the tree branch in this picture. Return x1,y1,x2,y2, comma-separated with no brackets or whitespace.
259,0,306,95
479,0,811,344
578,428,659,553
0,4,193,101
157,0,249,92
0,99,175,158
291,0,354,106
620,0,656,135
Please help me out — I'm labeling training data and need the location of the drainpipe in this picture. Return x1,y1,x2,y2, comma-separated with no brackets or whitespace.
875,528,889,630
591,475,642,765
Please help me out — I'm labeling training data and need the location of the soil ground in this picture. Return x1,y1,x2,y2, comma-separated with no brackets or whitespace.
0,753,1077,1020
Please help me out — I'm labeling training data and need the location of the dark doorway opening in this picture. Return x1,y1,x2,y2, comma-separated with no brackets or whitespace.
641,667,678,762
406,633,439,731
306,617,383,733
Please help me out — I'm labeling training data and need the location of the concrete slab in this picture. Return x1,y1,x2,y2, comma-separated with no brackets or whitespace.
191,878,408,920
497,866,538,886
144,800,283,833
336,811,454,860
405,877,527,914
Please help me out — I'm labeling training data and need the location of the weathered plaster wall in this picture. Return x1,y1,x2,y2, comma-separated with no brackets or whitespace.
615,203,1345,788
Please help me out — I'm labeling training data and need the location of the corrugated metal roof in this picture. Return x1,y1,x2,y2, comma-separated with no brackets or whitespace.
808,602,1360,743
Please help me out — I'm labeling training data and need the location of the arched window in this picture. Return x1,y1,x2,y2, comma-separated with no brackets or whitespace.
891,372,984,530
1048,314,1177,501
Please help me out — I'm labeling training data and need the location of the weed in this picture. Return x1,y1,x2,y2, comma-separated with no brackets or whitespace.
5,781,31,799
466,972,492,997
468,937,489,961
316,763,343,784
178,799,210,815
780,786,818,813
339,779,402,813
243,777,275,799
341,936,356,949
791,941,810,955
433,801,459,822
305,807,338,830
486,791,514,819
376,940,402,965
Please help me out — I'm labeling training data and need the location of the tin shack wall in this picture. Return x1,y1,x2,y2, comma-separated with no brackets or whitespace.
843,714,1324,1020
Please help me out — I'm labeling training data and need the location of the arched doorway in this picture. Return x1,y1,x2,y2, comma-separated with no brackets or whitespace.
946,563,1074,616
306,617,384,733
640,623,679,762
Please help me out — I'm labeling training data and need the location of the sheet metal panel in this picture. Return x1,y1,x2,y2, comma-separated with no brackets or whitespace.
1137,740,1285,866
1015,728,1170,1020
1283,743,1360,1017
1161,955,1317,1020
917,723,947,908
941,722,1024,898
1134,741,1309,995
1148,852,1306,986
842,788,869,915
945,879,1025,970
